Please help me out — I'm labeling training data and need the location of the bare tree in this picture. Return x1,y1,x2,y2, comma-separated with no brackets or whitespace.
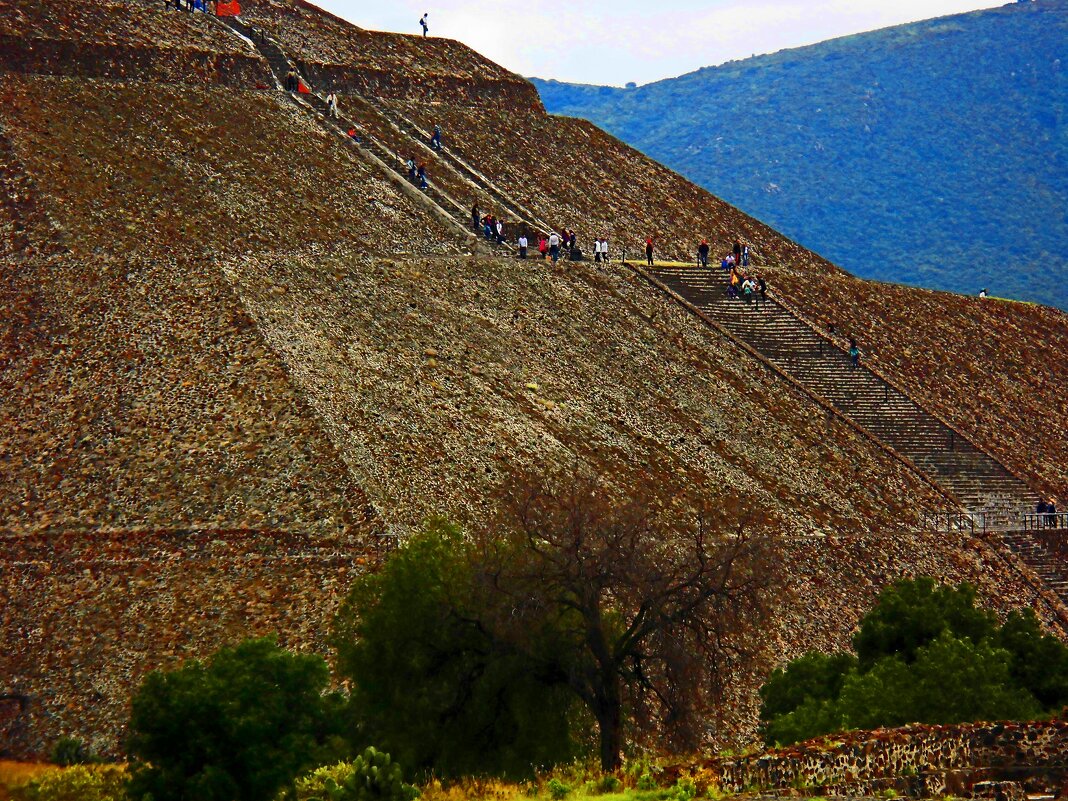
474,475,782,771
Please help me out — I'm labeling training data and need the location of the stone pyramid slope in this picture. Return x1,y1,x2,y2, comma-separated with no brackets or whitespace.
1,0,1066,758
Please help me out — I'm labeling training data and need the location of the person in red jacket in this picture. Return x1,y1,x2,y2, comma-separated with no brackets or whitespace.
645,237,654,266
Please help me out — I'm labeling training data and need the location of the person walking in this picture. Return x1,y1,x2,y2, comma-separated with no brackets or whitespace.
417,163,428,190
495,218,504,244
757,274,768,306
419,12,429,36
471,203,480,231
645,237,654,266
1047,498,1059,528
325,91,339,119
538,235,548,260
733,239,742,265
601,237,609,264
518,234,528,259
849,338,861,369
742,244,750,267
698,239,709,268
406,158,417,183
548,231,561,264
430,124,442,150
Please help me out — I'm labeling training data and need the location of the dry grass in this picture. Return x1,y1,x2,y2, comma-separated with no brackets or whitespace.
0,762,55,798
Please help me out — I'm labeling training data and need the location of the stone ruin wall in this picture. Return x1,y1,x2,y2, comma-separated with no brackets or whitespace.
674,720,1068,798
0,37,272,87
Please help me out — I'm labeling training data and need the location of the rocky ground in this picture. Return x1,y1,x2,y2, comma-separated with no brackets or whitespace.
223,249,946,536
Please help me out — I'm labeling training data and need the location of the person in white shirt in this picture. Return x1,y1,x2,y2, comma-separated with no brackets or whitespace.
593,238,602,263
548,232,561,263
518,234,528,259
326,92,339,118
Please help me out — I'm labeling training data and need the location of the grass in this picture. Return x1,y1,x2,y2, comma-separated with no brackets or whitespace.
0,762,56,800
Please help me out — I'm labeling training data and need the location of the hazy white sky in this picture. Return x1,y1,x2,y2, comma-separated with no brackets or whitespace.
340,0,1010,86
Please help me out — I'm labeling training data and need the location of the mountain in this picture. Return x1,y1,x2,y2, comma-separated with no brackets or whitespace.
531,0,1068,309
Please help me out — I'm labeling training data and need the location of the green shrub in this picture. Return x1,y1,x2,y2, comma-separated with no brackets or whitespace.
671,777,697,800
297,749,418,801
760,578,1066,746
547,778,571,800
11,764,127,801
637,772,658,791
49,736,92,767
597,774,622,794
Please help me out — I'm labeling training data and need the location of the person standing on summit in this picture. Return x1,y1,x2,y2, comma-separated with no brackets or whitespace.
420,13,429,36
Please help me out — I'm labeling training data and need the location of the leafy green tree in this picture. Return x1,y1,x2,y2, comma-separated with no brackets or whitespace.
995,609,1068,709
759,651,857,721
851,578,996,668
127,637,345,801
332,519,581,780
759,578,1064,746
904,633,1040,724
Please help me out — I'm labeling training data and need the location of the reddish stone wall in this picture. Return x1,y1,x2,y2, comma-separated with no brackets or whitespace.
0,36,272,86
673,721,1068,797
0,529,388,759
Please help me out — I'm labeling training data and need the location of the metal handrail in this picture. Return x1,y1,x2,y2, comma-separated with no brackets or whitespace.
1022,511,1068,531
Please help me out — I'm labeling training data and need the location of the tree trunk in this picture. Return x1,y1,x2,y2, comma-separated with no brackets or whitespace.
594,677,623,771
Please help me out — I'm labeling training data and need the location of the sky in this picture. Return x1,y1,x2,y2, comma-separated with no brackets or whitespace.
340,0,1011,86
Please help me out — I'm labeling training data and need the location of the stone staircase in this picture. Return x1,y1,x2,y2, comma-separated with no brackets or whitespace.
216,15,504,250
368,102,557,238
1001,529,1068,599
647,265,1034,517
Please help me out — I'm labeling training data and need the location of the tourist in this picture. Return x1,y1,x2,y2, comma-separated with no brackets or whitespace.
733,239,742,265
849,338,861,369
430,124,442,150
645,237,654,266
698,239,709,268
346,127,360,143
601,237,609,264
549,231,561,263
539,235,548,260
1047,498,1059,528
417,163,428,190
406,158,417,182
1037,498,1049,528
518,234,528,259
979,288,988,299
471,203,480,231
284,69,297,92
757,274,768,306
742,244,750,267
420,12,429,36
325,91,339,119
742,277,755,307
496,218,504,244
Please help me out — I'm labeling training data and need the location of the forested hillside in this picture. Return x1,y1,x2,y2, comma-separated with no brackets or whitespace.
532,0,1068,309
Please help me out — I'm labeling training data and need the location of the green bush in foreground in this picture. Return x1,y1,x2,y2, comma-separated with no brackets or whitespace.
760,578,1066,745
11,764,127,801
292,749,418,801
127,637,347,801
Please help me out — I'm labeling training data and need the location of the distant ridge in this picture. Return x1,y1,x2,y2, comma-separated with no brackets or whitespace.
532,0,1068,310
